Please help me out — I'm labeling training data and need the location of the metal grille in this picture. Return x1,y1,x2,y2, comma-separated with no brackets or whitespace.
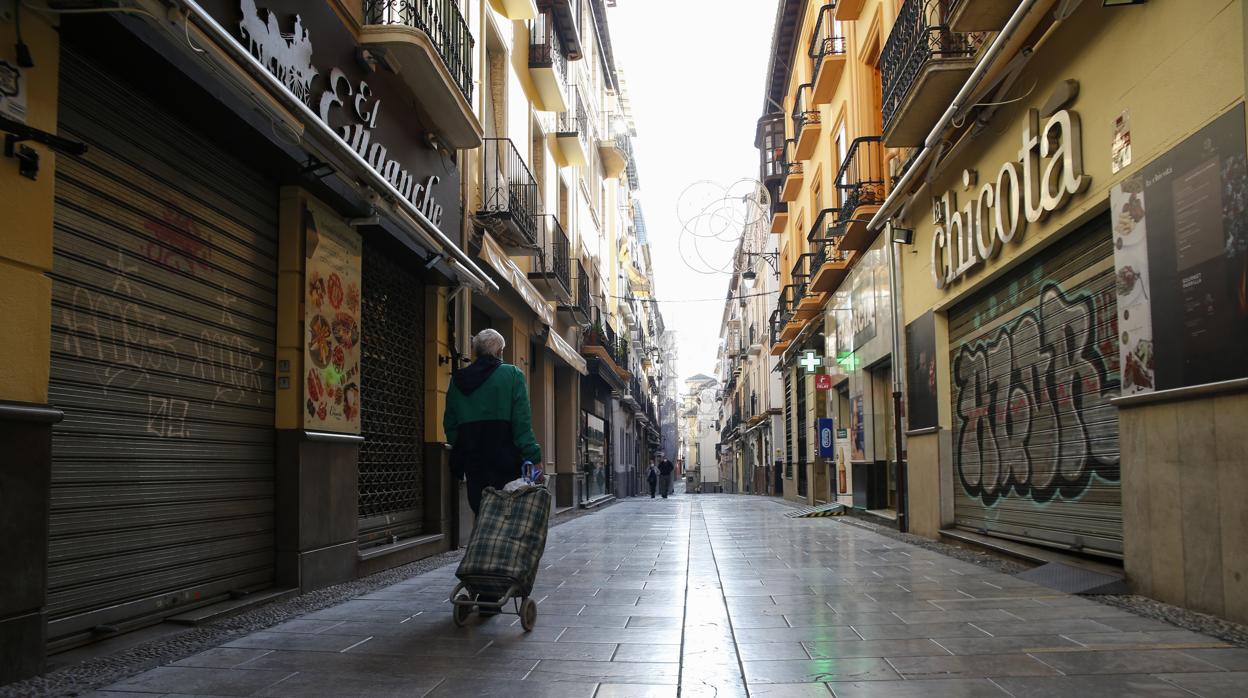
949,215,1121,557
48,50,278,644
358,240,425,532
784,372,793,478
797,370,807,497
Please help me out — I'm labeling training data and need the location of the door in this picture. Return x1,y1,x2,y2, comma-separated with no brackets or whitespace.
948,214,1122,556
49,50,278,644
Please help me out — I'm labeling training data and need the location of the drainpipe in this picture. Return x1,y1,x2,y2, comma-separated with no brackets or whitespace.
871,0,1055,532
886,229,908,532
866,0,1051,234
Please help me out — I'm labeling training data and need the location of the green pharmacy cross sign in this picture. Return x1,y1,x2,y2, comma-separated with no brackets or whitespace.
799,351,823,373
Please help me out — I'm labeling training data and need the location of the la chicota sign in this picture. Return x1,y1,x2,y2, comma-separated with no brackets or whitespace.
221,1,453,228
931,108,1089,289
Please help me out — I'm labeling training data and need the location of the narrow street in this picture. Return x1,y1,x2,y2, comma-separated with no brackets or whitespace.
91,495,1247,698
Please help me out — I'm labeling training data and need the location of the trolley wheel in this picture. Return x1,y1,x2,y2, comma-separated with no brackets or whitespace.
452,591,473,627
520,598,538,632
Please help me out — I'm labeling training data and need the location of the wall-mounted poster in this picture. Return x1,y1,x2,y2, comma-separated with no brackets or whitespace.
905,311,939,429
303,199,362,433
1111,104,1248,391
851,254,877,348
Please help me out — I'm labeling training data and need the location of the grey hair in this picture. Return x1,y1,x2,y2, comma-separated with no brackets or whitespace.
472,328,506,358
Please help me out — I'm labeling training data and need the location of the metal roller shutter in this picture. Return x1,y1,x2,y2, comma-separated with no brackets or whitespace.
949,214,1122,557
48,50,278,642
356,239,426,546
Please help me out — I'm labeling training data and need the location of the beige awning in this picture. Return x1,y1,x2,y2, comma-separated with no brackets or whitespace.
479,233,555,327
547,329,588,376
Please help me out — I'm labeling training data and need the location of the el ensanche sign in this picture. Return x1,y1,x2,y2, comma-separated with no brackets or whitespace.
931,108,1089,289
238,1,445,226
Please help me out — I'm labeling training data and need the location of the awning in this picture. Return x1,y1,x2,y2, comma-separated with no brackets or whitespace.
479,233,555,327
547,330,588,376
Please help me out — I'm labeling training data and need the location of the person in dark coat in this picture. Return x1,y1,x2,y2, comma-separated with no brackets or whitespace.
658,458,675,498
443,329,542,515
647,463,659,498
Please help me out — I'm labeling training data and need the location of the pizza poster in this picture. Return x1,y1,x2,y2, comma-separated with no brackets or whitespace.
303,200,362,433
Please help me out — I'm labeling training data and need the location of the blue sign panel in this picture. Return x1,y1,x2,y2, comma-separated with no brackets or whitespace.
817,418,835,458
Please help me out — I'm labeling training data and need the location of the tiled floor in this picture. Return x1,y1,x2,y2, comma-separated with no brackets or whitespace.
91,495,1248,697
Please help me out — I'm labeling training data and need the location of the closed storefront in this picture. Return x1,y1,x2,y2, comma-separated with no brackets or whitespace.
48,50,278,644
357,239,426,547
947,215,1122,557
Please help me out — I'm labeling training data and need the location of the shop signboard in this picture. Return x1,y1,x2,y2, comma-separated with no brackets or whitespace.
198,0,462,237
1110,104,1248,392
817,418,835,458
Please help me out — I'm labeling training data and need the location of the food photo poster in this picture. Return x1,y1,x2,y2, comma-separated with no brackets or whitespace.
303,200,363,433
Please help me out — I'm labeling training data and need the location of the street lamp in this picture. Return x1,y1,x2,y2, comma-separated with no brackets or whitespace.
740,251,779,290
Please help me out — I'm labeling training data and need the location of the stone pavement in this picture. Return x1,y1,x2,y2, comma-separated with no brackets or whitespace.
89,495,1248,697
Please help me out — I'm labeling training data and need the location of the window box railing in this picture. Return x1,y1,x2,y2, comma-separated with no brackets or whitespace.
479,138,540,247
810,3,847,104
881,0,985,145
791,83,821,160
530,215,572,299
365,0,474,101
836,136,886,219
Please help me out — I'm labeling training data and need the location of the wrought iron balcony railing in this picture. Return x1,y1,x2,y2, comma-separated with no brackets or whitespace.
528,11,568,86
479,138,540,246
835,136,886,219
810,3,847,84
790,83,820,141
881,0,984,136
558,88,590,140
535,215,572,296
575,259,592,319
791,253,816,300
365,0,474,101
777,284,799,324
783,139,803,178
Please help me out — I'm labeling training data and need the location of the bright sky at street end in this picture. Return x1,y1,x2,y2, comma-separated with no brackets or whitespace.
608,0,779,384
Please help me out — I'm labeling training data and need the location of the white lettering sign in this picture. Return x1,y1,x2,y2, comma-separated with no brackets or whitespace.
931,109,1089,289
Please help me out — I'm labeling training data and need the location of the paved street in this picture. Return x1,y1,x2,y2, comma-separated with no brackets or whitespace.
91,495,1247,697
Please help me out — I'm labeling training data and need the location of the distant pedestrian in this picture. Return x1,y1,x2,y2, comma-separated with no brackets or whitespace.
658,458,674,498
647,464,659,498
443,329,542,516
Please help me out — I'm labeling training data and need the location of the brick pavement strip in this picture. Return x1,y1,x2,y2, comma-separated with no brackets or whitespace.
41,494,1242,697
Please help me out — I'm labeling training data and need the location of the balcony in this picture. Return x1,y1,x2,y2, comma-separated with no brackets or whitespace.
599,130,631,180
780,139,804,202
836,0,866,21
791,83,821,160
537,0,583,60
490,0,538,20
362,0,481,148
882,0,986,147
771,201,789,235
582,319,630,382
810,4,847,104
528,215,572,302
554,89,590,167
792,254,823,317
947,0,1014,32
777,285,803,342
834,136,886,251
478,138,540,253
559,258,592,325
528,12,569,112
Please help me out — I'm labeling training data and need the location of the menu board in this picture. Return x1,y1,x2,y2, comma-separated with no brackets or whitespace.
1110,104,1248,391
905,311,939,430
303,199,363,432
